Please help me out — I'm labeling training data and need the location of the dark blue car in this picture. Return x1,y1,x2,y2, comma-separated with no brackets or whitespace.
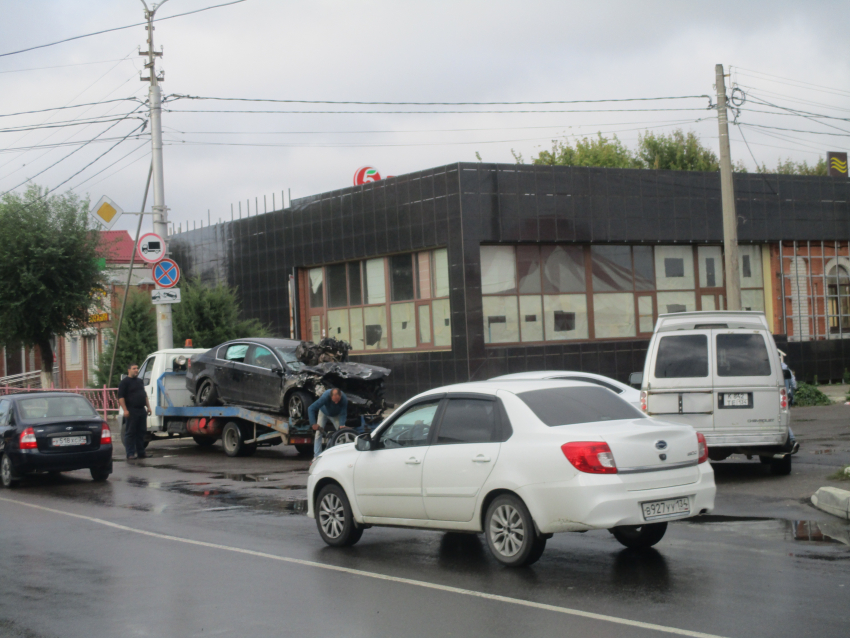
0,392,113,488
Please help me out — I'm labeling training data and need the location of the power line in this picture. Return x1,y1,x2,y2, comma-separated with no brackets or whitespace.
731,67,850,98
169,94,712,106
0,106,146,197
0,0,248,58
0,58,132,74
738,122,850,137
68,141,149,190
0,98,140,119
0,135,147,154
0,113,146,135
164,107,712,115
161,117,705,136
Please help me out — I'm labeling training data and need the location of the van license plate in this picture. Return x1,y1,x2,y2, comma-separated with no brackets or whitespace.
642,498,690,521
723,393,749,407
51,436,87,447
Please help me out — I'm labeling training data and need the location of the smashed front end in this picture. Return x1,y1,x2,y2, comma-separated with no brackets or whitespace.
286,360,392,427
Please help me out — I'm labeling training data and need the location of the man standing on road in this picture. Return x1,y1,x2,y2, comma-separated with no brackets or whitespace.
118,363,152,460
308,388,347,456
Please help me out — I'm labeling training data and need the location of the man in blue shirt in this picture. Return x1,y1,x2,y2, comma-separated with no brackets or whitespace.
308,388,348,456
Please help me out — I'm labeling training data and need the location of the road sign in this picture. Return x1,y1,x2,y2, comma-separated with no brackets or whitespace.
90,196,124,230
151,288,181,305
353,166,381,185
152,258,180,288
137,233,166,263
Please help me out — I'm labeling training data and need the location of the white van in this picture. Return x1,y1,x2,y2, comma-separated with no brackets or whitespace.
631,311,797,475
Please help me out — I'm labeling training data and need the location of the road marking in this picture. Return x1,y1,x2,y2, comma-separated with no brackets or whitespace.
0,496,727,638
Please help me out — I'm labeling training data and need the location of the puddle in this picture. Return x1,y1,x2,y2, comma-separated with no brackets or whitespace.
210,472,284,482
257,484,307,491
812,449,835,455
686,515,850,546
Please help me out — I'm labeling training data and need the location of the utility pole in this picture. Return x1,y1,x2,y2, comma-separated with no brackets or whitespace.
141,0,173,349
715,64,741,311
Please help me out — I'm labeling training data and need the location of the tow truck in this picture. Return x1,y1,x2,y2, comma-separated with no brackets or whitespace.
136,348,315,456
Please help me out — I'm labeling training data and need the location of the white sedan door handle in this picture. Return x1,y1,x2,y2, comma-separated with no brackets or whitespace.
405,457,421,465
472,455,491,463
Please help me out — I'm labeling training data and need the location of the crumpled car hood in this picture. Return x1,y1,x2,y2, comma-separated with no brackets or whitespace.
301,361,391,381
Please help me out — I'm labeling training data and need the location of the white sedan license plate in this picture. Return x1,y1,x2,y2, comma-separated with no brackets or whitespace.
51,436,87,447
642,497,690,521
723,393,749,407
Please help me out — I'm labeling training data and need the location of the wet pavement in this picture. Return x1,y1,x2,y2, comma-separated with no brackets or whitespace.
1,407,849,637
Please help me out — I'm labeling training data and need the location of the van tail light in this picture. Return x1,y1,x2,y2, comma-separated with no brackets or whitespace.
562,442,618,474
779,387,788,409
100,422,112,445
20,427,37,450
696,432,708,464
640,391,648,413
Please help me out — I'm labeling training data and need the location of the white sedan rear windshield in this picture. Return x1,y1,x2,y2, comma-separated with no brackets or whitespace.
516,387,644,426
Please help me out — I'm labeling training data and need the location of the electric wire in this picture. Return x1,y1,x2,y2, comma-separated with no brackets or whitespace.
0,0,248,59
0,113,147,134
0,134,148,154
731,67,850,99
164,107,713,115
0,106,146,197
0,98,140,119
0,58,132,75
169,94,712,106
67,141,150,191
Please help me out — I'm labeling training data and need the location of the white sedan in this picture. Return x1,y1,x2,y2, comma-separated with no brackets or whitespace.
490,370,642,409
307,380,715,567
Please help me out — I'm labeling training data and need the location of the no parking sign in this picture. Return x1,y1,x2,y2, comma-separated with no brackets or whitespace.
152,259,180,289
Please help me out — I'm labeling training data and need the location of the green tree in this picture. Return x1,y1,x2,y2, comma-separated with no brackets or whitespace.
756,157,828,175
172,278,270,348
95,289,157,387
532,133,641,168
0,185,104,388
637,129,720,171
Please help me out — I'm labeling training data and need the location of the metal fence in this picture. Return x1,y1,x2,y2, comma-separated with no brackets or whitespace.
0,385,120,421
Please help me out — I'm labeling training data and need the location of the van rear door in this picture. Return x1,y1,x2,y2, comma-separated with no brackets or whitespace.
645,330,714,433
711,330,783,442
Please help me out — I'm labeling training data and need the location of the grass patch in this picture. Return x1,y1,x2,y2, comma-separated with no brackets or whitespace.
793,382,833,407
827,465,850,481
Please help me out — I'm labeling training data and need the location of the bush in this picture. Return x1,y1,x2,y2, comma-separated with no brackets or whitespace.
792,382,832,407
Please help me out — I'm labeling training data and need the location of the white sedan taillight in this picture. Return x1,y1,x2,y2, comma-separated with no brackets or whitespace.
561,442,618,474
697,432,708,464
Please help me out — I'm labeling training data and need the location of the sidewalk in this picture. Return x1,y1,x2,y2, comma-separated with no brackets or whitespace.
816,384,848,404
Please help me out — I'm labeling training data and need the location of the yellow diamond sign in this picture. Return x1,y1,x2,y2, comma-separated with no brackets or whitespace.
90,195,124,230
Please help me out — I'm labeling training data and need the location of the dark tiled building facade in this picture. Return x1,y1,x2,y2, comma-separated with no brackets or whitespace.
170,163,850,404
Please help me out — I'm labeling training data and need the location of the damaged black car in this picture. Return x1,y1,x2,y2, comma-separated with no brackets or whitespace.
185,337,391,432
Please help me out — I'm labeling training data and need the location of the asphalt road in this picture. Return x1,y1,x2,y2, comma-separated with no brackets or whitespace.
1,406,848,638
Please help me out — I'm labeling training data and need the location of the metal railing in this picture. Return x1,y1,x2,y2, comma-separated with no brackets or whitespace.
0,371,44,388
0,385,119,421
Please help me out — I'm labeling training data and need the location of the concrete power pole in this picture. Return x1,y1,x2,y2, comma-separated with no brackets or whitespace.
141,1,174,349
715,64,741,311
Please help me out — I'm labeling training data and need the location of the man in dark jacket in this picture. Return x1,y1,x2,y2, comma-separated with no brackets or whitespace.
118,363,152,460
308,388,347,456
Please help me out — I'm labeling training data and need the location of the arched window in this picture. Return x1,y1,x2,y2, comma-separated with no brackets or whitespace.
827,265,850,334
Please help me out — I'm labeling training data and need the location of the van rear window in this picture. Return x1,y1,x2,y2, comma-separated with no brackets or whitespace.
654,334,708,378
716,334,771,376
516,387,644,426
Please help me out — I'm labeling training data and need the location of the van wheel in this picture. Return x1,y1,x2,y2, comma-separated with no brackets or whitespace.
484,494,542,567
610,522,668,549
770,454,792,476
1,453,20,488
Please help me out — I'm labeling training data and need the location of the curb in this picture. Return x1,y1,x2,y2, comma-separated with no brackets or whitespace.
811,486,850,520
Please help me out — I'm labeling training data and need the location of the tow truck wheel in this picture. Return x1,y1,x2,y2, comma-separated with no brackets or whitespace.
192,435,217,447
287,390,314,424
222,422,246,457
295,444,314,456
196,379,219,407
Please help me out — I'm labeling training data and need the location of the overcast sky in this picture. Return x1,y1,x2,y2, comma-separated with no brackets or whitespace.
1,0,848,236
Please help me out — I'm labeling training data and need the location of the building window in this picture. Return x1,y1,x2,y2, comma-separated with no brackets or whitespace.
827,264,850,334
305,248,450,353
481,244,765,345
